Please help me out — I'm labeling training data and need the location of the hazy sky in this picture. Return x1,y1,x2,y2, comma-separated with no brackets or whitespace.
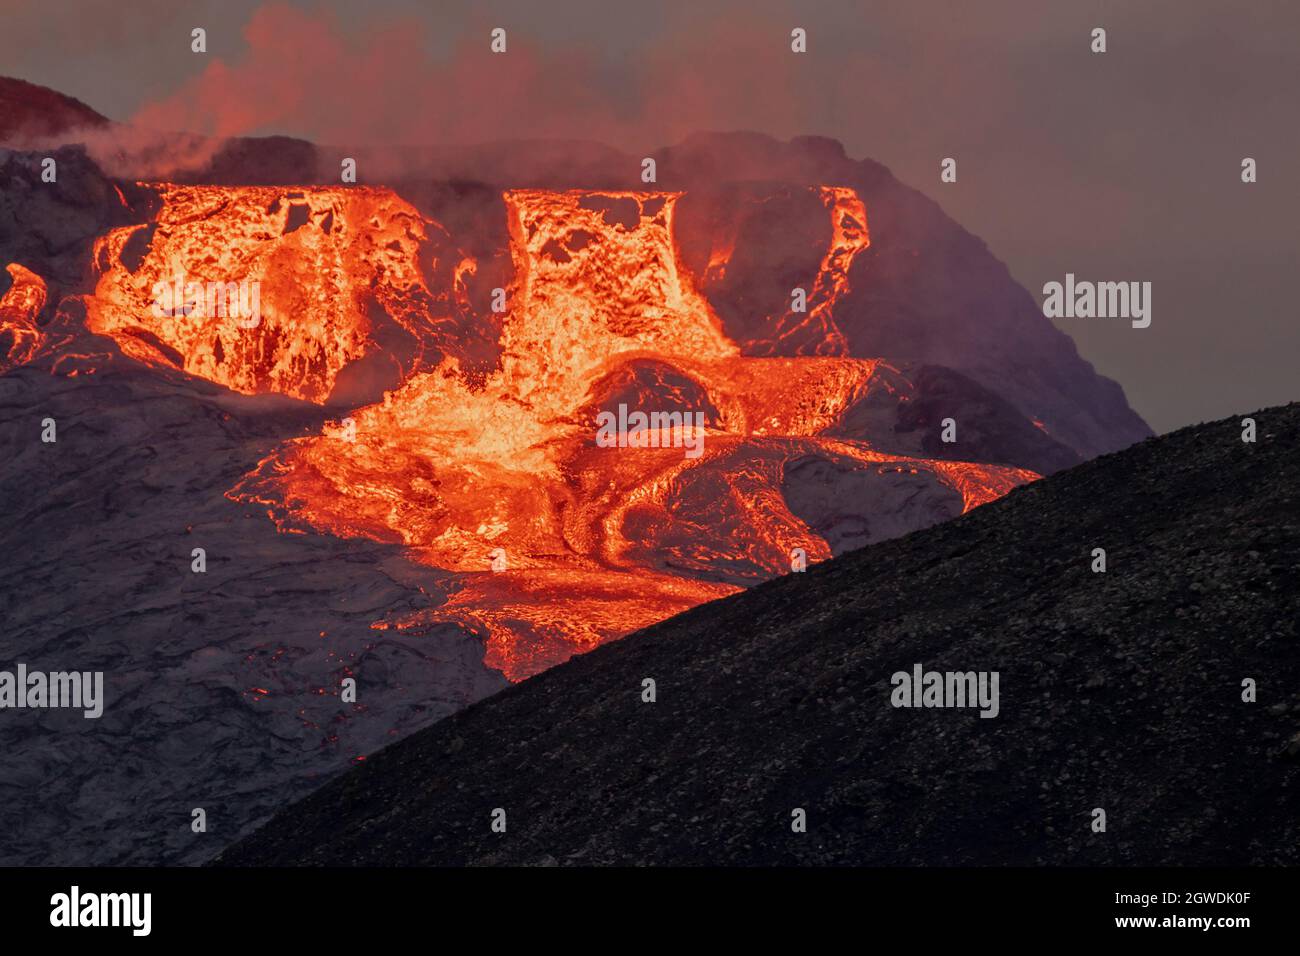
3,0,1296,433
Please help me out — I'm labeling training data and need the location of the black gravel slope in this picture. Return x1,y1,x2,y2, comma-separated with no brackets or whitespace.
215,403,1300,866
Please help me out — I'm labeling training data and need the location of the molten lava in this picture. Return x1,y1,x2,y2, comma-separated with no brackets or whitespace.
783,186,869,355
86,184,472,404
499,190,737,413
224,187,1034,679
3,178,1037,681
747,186,870,357
0,263,48,372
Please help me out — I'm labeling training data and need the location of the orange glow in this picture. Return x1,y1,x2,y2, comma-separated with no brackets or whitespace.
498,190,737,413
223,186,1034,680
86,184,463,403
5,180,1039,682
752,186,870,356
0,263,48,371
704,231,738,284
372,568,739,680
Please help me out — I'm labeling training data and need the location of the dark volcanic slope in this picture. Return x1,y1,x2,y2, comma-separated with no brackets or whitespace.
0,77,109,144
217,404,1300,866
0,355,506,866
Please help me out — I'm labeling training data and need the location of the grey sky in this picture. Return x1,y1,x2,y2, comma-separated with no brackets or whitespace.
3,0,1296,433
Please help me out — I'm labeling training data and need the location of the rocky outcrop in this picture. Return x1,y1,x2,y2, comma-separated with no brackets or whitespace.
0,146,133,291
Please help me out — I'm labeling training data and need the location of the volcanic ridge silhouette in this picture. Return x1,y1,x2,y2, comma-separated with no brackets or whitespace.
217,402,1300,866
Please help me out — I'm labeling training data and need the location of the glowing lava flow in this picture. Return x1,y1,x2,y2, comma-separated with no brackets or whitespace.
748,186,870,357
498,190,737,414
0,178,1038,680
85,184,469,404
225,187,1035,680
0,263,48,371
799,186,871,354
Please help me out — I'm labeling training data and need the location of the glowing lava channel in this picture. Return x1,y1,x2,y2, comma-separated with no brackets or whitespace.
0,180,1039,681
225,187,1035,680
0,263,48,372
